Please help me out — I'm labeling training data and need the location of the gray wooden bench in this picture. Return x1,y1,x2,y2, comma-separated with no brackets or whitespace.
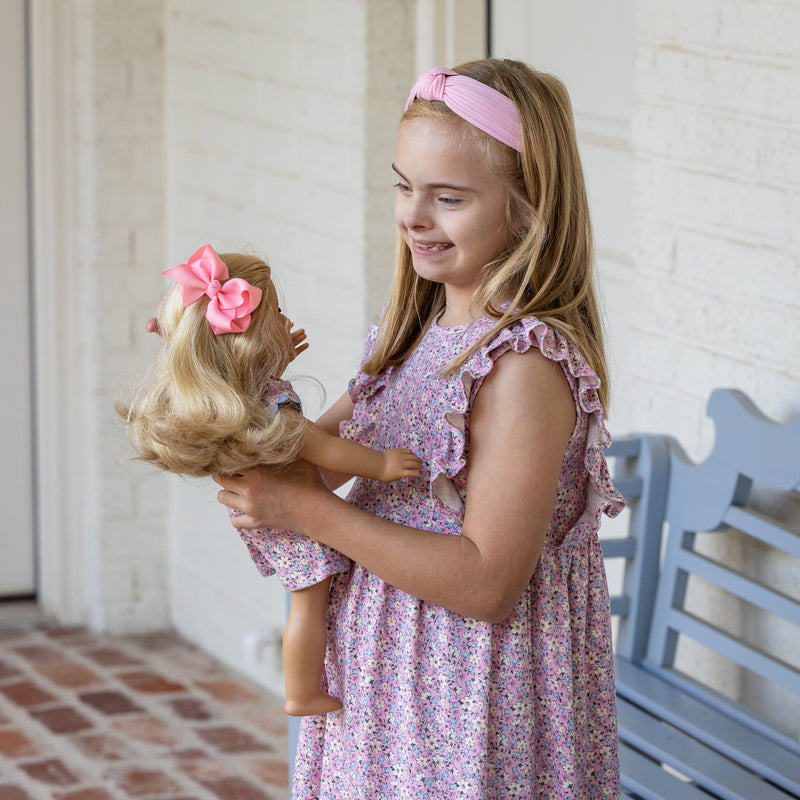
605,388,800,799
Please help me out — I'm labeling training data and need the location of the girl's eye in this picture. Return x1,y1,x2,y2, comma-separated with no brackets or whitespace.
394,181,411,194
438,195,461,207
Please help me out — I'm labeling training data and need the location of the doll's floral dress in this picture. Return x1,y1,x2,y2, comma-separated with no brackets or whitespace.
292,315,624,799
237,379,351,591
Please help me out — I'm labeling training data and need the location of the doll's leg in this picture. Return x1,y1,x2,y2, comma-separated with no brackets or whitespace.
283,577,342,716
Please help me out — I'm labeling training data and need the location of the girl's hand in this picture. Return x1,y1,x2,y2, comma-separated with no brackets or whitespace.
214,458,324,532
146,317,160,334
379,448,423,482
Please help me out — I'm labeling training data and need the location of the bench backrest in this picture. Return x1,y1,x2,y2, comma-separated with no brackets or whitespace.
644,388,800,754
603,434,672,663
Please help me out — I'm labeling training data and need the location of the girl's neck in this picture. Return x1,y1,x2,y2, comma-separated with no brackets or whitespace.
437,286,514,328
438,288,479,327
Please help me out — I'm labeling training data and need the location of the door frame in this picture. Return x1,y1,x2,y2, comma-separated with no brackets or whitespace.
28,0,86,622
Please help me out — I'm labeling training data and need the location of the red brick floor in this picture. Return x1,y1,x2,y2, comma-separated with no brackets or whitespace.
0,626,288,800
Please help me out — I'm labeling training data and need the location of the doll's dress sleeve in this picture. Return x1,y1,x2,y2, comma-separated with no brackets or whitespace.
235,378,352,591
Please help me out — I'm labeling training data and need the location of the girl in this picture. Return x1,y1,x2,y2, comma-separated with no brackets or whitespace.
215,59,624,798
119,244,421,717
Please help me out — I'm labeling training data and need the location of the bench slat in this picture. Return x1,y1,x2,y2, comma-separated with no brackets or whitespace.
601,537,638,559
723,505,800,558
618,696,798,800
619,742,712,800
607,437,642,459
663,608,800,694
614,475,643,499
610,595,631,616
615,657,800,795
676,547,800,624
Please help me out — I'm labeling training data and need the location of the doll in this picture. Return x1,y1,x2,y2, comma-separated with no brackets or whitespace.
118,244,421,715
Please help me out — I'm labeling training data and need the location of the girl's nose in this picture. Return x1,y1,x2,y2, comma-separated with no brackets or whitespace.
400,195,430,230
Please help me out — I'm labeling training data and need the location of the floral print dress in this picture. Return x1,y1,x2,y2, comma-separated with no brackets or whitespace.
291,315,624,799
238,379,351,591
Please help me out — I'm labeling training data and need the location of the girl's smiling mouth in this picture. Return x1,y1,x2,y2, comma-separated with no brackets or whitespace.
412,239,453,253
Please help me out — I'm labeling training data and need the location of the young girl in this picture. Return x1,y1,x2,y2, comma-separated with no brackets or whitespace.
215,59,624,798
119,244,421,717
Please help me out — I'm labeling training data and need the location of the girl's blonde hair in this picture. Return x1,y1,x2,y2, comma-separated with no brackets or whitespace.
364,58,610,410
117,253,304,476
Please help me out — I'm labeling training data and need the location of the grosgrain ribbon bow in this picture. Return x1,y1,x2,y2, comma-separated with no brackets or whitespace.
162,244,263,335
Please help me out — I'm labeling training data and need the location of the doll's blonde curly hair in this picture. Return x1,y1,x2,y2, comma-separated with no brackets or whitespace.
117,253,304,476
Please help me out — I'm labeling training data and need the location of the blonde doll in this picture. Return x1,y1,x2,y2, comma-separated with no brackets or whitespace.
118,244,421,716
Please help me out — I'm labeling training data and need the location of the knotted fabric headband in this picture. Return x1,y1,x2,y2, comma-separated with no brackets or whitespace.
162,244,262,335
405,67,522,152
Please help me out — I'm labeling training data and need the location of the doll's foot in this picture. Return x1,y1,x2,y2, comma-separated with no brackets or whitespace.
284,692,342,717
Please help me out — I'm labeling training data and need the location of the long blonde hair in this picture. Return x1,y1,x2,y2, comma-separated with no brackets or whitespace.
117,253,305,476
364,58,610,410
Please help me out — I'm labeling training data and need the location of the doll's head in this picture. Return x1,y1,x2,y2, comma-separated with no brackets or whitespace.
118,248,304,476
156,249,293,396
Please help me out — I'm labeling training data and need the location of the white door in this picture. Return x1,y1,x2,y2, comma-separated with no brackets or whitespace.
490,0,636,407
0,0,36,597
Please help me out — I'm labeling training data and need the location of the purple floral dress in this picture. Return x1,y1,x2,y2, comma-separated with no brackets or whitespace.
237,379,351,591
292,315,624,799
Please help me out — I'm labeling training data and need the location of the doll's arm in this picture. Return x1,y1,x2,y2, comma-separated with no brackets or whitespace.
300,418,422,482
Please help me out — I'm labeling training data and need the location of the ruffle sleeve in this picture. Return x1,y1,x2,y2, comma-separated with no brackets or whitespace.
340,324,393,446
429,316,625,530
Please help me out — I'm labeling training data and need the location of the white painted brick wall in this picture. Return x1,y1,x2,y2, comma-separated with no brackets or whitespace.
629,0,800,727
623,0,800,451
69,0,171,635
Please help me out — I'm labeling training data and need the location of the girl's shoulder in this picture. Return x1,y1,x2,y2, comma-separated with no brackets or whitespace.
463,313,599,408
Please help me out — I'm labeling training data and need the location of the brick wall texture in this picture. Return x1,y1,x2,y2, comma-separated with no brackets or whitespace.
623,0,800,456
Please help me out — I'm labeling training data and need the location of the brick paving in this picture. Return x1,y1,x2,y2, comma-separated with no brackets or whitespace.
0,626,289,800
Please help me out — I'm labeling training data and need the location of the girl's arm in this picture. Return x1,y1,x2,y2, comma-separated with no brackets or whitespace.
300,418,422,482
217,349,575,623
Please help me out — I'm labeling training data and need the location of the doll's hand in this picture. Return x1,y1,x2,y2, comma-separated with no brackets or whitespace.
379,448,423,482
145,317,160,335
289,322,308,361
277,319,309,376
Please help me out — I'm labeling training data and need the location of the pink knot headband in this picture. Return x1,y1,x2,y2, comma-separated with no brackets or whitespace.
163,244,262,335
405,67,522,152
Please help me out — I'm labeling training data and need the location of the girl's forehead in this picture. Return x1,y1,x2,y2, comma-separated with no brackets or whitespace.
395,117,499,184
397,115,471,150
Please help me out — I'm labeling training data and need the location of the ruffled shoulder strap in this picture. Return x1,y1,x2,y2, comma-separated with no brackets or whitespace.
346,323,395,405
430,315,624,526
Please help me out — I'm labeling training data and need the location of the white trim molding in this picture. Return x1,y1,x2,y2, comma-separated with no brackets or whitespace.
28,0,88,623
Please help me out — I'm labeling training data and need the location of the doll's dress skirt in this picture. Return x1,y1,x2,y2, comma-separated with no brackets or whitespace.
291,314,624,799
237,378,351,592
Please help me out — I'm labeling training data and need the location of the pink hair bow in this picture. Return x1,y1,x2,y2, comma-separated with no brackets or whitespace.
405,67,522,152
162,244,263,335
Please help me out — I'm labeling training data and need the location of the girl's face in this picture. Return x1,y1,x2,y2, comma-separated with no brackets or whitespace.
393,117,513,317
